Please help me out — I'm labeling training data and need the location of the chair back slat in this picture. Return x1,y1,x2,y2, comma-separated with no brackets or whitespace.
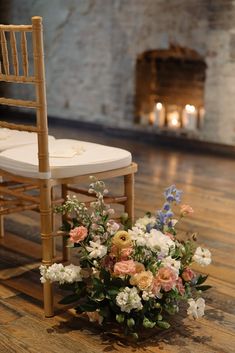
0,18,47,130
10,31,19,75
0,25,33,80
20,31,29,76
0,97,38,108
0,74,35,83
0,17,49,166
0,31,10,75
0,121,38,132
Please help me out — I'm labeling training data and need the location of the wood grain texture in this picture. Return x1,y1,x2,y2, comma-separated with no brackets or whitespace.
0,123,235,352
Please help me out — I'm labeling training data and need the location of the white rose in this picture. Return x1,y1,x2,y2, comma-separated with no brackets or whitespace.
193,247,211,266
146,229,175,255
187,298,205,319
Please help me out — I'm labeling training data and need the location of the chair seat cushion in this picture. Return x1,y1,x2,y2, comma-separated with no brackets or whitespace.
0,139,132,179
0,128,55,151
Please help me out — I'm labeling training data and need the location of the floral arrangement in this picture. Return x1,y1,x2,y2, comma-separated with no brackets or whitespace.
40,179,212,339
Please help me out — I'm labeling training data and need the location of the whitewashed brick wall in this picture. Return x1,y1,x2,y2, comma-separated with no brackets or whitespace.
2,0,235,145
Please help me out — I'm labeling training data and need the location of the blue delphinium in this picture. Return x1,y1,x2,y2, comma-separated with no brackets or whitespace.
146,185,183,233
164,185,182,204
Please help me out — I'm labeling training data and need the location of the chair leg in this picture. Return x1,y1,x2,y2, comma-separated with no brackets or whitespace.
124,173,135,224
51,187,56,258
0,215,4,238
40,180,54,317
62,184,70,262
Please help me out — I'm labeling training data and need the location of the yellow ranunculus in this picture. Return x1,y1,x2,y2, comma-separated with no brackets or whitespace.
112,231,132,248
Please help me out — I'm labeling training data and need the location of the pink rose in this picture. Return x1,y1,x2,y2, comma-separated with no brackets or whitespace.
110,245,133,260
176,277,185,295
113,260,136,276
120,246,133,259
180,204,194,217
155,267,177,292
69,226,88,243
151,277,161,297
182,267,195,282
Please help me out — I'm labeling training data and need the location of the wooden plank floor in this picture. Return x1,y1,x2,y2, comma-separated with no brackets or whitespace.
0,124,235,353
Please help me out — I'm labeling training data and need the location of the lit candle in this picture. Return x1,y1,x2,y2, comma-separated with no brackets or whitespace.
183,104,197,130
154,102,165,127
168,110,180,129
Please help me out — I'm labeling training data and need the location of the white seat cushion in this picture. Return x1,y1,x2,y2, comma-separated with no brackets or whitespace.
0,128,55,151
0,139,132,179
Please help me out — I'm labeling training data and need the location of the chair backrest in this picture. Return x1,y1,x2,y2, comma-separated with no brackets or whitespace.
0,16,49,178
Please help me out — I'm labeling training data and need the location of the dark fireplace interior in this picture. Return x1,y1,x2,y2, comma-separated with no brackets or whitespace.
135,46,207,132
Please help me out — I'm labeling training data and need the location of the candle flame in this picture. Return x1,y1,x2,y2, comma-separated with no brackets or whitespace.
156,102,163,110
185,104,196,113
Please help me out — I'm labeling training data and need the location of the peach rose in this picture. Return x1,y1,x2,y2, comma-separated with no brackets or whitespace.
110,245,133,260
180,204,194,217
134,262,145,273
86,311,103,324
130,271,154,291
113,260,136,276
155,267,177,292
69,226,88,243
182,267,195,282
151,277,161,297
176,277,185,295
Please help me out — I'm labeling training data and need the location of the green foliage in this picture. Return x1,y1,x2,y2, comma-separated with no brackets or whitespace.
59,293,80,305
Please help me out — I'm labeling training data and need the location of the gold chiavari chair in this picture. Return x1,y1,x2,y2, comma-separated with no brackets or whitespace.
0,17,137,317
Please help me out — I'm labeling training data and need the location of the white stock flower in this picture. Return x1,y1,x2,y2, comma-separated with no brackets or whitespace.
128,226,148,246
135,215,156,230
146,229,175,255
106,220,120,235
161,256,181,275
39,263,82,284
193,247,212,266
116,287,143,313
86,239,107,259
187,298,205,319
142,290,155,301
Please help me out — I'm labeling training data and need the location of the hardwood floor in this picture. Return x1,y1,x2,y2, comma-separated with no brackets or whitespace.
0,124,235,353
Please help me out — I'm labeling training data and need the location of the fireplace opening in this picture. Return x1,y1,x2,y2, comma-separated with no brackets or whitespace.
135,46,207,132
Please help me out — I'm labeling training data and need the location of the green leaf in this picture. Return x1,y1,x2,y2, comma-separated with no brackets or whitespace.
99,306,111,319
92,277,103,289
196,275,208,285
60,221,71,232
116,314,125,324
196,285,212,291
59,293,79,305
106,288,119,298
127,318,135,328
100,268,111,284
131,333,139,340
78,301,100,312
157,321,170,329
59,283,76,291
143,317,156,329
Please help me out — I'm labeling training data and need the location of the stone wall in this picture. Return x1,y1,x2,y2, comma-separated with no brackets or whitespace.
1,0,235,145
